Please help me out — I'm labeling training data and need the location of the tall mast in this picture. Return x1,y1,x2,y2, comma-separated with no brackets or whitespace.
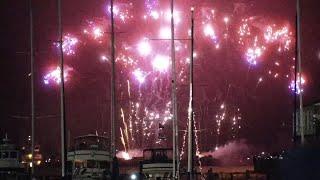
170,0,179,178
29,0,35,177
296,0,304,145
110,0,116,159
57,0,67,178
187,7,195,179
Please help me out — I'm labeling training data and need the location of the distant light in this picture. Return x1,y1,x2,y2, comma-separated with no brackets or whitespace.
130,174,137,180
191,7,194,11
27,154,32,159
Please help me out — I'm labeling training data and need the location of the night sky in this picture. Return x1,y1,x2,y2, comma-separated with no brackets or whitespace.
1,0,320,158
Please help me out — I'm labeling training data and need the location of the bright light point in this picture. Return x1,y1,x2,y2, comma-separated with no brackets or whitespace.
123,152,132,160
204,24,216,38
133,69,147,84
159,27,171,39
191,7,194,11
215,146,219,151
100,55,108,62
223,17,229,24
152,55,170,72
93,27,103,39
193,52,197,58
258,77,263,82
150,10,159,19
137,39,152,56
130,174,137,180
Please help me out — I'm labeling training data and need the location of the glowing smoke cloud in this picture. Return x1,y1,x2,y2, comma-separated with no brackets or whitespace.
200,139,252,166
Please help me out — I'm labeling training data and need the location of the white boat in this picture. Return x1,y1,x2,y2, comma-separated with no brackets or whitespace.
140,148,173,179
67,134,112,180
0,134,24,178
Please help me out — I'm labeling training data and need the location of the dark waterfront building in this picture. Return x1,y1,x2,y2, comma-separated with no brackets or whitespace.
294,100,320,144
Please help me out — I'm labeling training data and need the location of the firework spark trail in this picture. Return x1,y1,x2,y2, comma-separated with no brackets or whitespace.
120,127,127,153
126,80,134,142
215,103,226,148
121,108,130,150
231,108,242,139
193,114,203,177
180,127,188,160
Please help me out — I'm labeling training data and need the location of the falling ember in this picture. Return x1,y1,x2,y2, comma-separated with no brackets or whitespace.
289,74,306,94
43,66,73,85
55,34,78,56
152,55,170,72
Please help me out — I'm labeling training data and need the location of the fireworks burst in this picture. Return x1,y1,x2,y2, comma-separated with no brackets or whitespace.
55,34,78,56
43,66,73,85
43,1,297,155
289,74,306,94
